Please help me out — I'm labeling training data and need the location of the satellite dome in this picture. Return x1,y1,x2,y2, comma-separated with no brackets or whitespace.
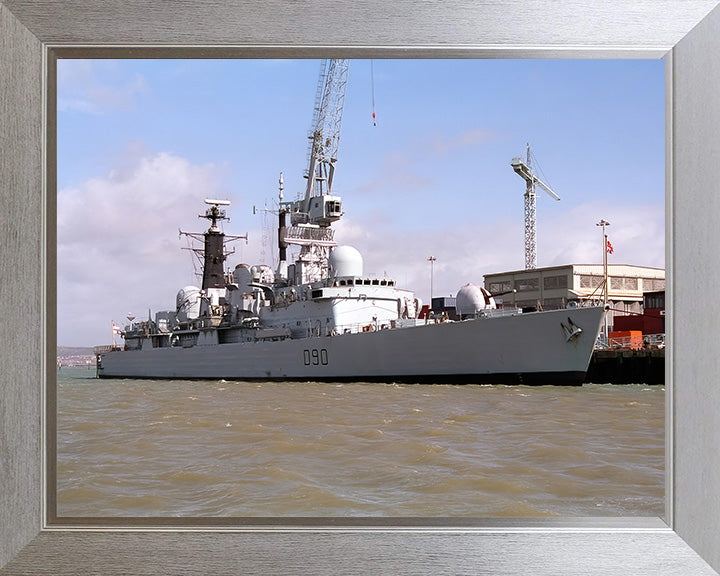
455,283,495,317
329,245,363,278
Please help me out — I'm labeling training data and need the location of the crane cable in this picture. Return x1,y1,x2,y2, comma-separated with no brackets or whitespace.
371,59,377,126
529,147,553,191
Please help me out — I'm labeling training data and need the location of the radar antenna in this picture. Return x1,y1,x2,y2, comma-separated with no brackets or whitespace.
201,198,231,230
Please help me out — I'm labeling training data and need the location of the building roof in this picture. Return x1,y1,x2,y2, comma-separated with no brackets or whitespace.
484,263,665,278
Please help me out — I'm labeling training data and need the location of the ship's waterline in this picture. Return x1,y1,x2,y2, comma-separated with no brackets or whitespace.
57,368,664,518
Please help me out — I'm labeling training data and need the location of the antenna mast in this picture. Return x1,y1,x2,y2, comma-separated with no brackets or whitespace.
179,199,248,288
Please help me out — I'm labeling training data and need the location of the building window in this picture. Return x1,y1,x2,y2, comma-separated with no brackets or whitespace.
543,275,568,290
645,293,665,309
624,277,638,290
580,275,603,289
488,281,512,294
516,277,539,292
644,278,665,291
610,276,639,291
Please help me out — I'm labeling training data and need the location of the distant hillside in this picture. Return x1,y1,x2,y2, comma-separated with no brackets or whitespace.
57,346,94,357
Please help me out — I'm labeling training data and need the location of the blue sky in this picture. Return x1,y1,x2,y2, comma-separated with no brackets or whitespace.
57,59,665,347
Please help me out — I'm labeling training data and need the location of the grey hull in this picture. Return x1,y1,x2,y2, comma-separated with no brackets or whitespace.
97,307,605,385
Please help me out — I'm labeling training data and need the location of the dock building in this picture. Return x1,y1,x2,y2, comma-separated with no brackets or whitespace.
483,264,665,332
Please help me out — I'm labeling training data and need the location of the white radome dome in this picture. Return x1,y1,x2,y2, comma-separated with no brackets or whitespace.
455,283,495,316
329,245,364,278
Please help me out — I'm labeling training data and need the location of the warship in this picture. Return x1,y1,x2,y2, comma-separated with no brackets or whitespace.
94,192,604,384
94,60,605,384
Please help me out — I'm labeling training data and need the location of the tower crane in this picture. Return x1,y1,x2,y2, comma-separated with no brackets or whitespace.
511,143,560,270
278,59,350,283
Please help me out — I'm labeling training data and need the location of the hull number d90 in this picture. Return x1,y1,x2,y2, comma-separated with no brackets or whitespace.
303,348,329,366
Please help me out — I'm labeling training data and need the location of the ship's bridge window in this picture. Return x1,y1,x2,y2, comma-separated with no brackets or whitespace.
372,279,379,285
339,280,347,286
380,280,387,286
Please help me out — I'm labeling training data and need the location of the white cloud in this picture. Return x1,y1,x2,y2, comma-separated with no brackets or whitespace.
539,201,665,269
58,152,232,346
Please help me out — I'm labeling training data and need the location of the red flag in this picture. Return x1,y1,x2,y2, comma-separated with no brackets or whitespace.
606,239,614,254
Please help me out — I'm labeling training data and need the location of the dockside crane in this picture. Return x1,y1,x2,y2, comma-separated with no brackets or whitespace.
278,59,350,283
511,143,560,270
303,59,349,210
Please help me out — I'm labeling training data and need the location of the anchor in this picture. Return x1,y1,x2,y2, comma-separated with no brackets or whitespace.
561,317,583,342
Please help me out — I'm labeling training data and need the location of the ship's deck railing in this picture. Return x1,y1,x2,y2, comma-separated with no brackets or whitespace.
470,307,523,319
595,332,665,351
333,320,395,335
92,344,122,355
643,333,665,348
330,307,524,335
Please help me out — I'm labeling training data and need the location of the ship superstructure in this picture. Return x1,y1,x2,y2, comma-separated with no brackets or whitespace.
117,194,421,353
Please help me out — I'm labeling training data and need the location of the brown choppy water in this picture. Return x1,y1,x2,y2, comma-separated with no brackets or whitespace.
56,368,664,518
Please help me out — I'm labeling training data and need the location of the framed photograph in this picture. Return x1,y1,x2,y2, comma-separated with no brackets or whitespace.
53,57,666,521
2,1,720,574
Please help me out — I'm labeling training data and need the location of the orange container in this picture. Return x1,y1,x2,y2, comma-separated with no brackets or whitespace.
608,330,643,350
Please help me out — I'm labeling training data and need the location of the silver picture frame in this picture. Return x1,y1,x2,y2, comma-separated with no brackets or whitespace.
2,1,720,574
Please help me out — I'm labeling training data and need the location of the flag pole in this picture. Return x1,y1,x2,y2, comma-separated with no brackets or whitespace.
596,219,611,343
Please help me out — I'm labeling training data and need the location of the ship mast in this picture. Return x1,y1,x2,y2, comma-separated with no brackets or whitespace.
199,199,230,290
179,199,248,293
